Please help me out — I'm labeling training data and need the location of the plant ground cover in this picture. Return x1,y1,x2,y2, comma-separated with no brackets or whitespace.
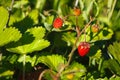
0,0,120,80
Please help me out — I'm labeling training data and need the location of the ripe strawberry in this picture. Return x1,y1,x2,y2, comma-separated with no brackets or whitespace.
53,17,63,28
78,42,90,57
91,24,99,33
73,8,81,16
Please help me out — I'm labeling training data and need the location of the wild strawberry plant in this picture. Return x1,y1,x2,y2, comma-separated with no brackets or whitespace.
0,0,120,80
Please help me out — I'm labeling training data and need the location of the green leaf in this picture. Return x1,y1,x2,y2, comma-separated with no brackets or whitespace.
61,62,86,80
18,55,37,66
37,54,66,72
88,48,102,66
82,26,113,43
98,17,112,26
0,0,11,8
7,39,50,54
26,27,46,39
44,15,54,31
9,9,23,26
0,27,22,47
28,9,39,24
62,32,76,46
91,27,113,42
0,7,9,33
13,0,29,8
0,69,14,77
35,0,46,11
12,9,39,33
6,27,50,54
102,59,120,76
108,42,120,64
110,76,120,80
62,27,113,47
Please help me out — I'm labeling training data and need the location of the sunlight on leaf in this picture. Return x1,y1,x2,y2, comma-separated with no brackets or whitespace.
6,27,50,54
108,42,120,64
28,9,39,24
37,54,66,72
62,32,76,46
0,27,22,46
26,27,46,39
0,70,14,77
90,27,113,42
61,62,86,80
102,59,120,75
0,7,9,33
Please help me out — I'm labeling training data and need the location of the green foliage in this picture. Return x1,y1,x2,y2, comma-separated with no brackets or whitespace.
62,32,76,46
62,26,113,47
90,27,113,42
102,59,120,76
37,54,66,72
0,7,22,47
0,7,9,33
100,42,120,77
89,48,102,67
0,27,22,47
43,15,54,31
0,68,14,77
18,54,37,67
0,0,120,79
109,76,120,80
6,27,50,54
108,42,120,64
0,0,11,8
61,62,86,80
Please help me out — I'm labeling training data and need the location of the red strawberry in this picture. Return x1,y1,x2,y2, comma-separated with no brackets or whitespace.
78,42,90,57
53,17,63,28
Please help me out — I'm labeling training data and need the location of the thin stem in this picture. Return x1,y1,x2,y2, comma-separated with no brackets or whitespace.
75,16,80,37
9,0,14,11
38,69,50,80
38,69,57,80
67,16,80,66
23,54,26,80
0,52,2,65
84,25,86,42
6,0,15,27
75,0,79,7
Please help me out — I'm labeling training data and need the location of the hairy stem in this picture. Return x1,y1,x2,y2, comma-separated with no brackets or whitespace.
6,0,15,27
23,54,26,80
38,69,50,80
38,69,58,80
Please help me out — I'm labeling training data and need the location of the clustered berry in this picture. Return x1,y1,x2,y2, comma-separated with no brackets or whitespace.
52,8,99,57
